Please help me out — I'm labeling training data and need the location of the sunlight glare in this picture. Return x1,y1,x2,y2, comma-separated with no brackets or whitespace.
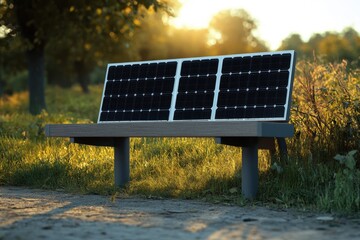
169,0,360,50
171,0,224,29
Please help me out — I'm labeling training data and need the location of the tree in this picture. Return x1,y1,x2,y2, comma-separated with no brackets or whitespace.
209,9,268,55
279,27,360,65
278,34,311,59
0,0,164,114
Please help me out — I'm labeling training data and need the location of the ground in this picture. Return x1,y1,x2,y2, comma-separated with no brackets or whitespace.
0,187,359,240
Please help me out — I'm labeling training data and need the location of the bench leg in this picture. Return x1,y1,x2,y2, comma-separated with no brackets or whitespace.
242,141,258,199
114,137,130,188
276,137,288,164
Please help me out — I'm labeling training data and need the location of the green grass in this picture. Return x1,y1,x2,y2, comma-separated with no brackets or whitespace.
0,74,359,214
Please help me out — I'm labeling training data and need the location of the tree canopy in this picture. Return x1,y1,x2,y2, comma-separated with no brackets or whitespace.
0,0,165,114
279,27,360,66
209,9,268,55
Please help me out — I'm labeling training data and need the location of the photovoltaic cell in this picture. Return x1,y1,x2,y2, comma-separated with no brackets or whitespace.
98,51,295,122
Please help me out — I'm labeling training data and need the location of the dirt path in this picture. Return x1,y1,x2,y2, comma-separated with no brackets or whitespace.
0,187,359,240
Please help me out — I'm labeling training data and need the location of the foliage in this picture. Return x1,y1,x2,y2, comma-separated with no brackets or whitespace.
279,28,360,66
0,70,28,95
318,150,360,213
290,59,360,161
209,9,268,55
0,0,166,113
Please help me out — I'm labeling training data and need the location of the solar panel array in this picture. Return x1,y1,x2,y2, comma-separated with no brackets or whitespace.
99,50,295,123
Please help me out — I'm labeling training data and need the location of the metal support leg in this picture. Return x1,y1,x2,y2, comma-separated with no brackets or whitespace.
242,140,258,199
114,137,130,187
276,137,288,164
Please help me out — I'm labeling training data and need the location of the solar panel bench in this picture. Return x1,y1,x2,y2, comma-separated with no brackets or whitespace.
45,50,296,199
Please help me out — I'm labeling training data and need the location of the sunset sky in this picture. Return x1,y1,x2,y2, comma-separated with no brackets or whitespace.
171,0,360,49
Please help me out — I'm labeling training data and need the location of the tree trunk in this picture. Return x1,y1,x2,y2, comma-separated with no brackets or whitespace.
75,60,90,94
13,0,46,115
27,44,46,115
0,74,4,96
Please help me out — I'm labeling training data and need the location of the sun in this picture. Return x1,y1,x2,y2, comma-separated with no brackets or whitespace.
170,0,224,29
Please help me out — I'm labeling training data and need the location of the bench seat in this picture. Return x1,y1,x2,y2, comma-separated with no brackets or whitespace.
45,121,294,138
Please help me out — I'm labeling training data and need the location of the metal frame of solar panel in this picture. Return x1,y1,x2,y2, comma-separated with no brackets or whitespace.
98,50,295,123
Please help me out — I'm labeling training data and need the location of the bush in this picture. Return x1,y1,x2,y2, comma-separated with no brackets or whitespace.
1,71,28,95
290,59,360,161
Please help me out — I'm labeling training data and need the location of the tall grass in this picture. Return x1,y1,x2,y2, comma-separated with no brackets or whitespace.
0,60,359,213
290,59,360,161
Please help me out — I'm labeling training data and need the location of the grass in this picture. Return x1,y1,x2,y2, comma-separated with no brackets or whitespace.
0,60,360,214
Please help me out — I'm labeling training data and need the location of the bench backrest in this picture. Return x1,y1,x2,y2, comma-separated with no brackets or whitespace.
98,50,296,123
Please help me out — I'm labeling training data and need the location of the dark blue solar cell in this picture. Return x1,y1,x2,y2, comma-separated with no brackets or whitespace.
183,60,199,76
139,64,149,78
115,65,123,80
107,66,116,80
269,71,289,88
217,87,287,109
270,54,282,70
157,62,166,77
222,58,233,73
259,72,270,87
248,73,261,88
106,111,116,121
147,63,158,78
215,108,239,119
122,65,132,79
231,57,243,73
250,56,262,71
260,55,271,71
269,54,291,70
176,92,214,109
181,59,218,76
104,81,114,95
280,54,291,69
101,97,111,111
160,78,175,93
129,64,140,78
221,54,292,73
128,80,139,93
178,76,216,92
208,59,219,74
181,61,191,76
199,59,219,75
113,110,169,121
174,109,211,120
165,62,177,77
241,57,251,72
148,110,169,120
215,105,285,119
100,112,108,121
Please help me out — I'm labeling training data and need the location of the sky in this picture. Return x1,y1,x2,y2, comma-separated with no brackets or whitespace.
170,0,360,50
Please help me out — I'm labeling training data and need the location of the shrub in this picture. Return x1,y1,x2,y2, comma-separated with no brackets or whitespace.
290,59,360,162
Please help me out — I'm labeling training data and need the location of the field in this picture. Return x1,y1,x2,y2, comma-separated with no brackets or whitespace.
0,60,359,213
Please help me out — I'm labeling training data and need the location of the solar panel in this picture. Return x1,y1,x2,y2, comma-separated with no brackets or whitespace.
99,62,177,122
98,50,296,123
174,59,218,120
216,53,292,120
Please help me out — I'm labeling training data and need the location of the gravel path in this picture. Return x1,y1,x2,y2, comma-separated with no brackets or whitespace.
0,187,359,240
